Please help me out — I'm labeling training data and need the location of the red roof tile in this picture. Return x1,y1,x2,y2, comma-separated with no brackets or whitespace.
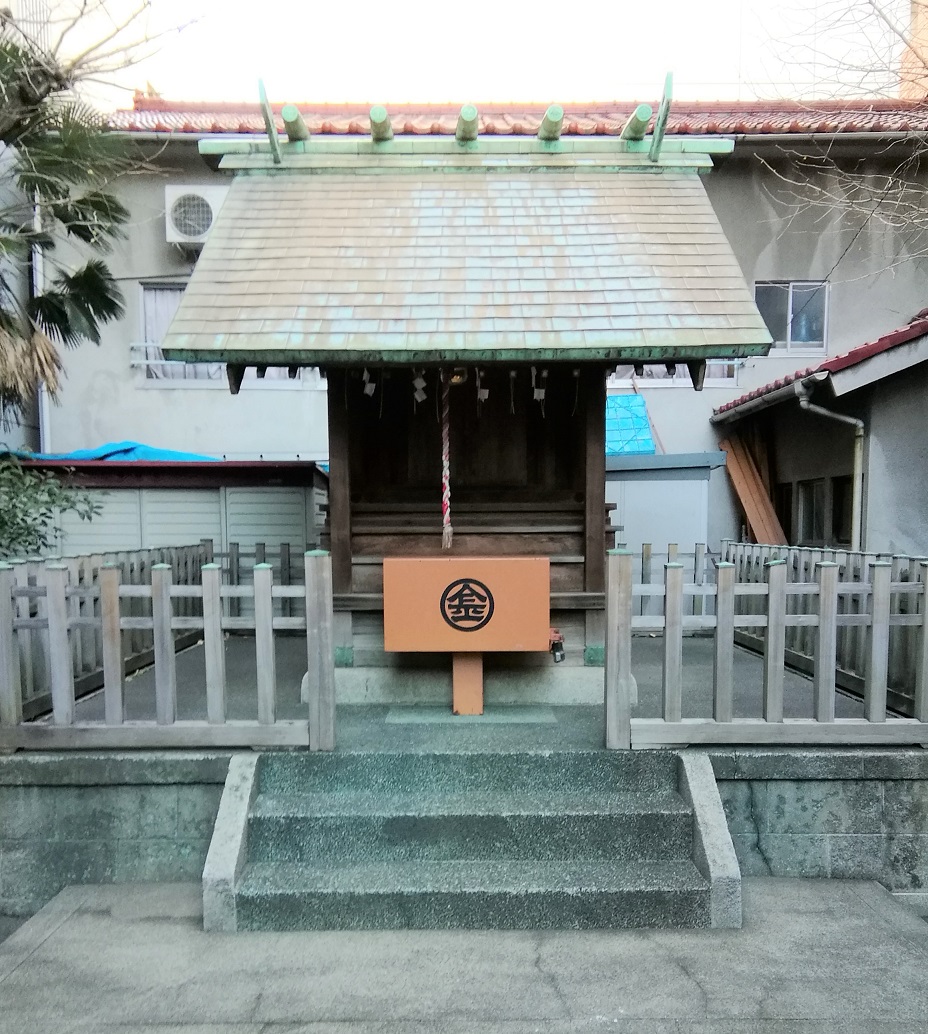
109,96,928,137
714,318,928,417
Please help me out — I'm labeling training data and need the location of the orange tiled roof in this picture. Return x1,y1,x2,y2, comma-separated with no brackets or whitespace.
109,96,928,136
714,317,928,418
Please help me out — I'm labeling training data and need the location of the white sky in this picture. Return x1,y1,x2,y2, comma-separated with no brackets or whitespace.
29,0,912,109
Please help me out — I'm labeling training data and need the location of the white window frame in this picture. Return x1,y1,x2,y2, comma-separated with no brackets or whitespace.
608,360,739,389
754,280,829,355
133,282,325,391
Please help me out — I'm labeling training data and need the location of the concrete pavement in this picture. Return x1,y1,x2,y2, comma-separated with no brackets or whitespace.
2,878,927,1032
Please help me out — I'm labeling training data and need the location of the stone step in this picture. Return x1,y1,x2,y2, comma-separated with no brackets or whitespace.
257,749,678,796
235,859,712,930
248,789,694,863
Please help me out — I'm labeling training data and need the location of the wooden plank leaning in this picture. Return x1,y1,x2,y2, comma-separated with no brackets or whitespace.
44,564,74,726
202,564,226,725
814,561,839,723
100,564,125,726
663,562,684,723
763,559,787,722
151,564,177,725
866,561,892,723
253,563,277,726
693,542,706,618
604,550,633,749
915,561,928,722
0,564,22,726
713,562,735,723
305,550,335,751
9,561,32,704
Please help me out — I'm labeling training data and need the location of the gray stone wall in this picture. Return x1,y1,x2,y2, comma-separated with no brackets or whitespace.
0,752,232,917
710,749,928,888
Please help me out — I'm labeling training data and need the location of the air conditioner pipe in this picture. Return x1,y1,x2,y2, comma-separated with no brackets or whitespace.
796,391,865,552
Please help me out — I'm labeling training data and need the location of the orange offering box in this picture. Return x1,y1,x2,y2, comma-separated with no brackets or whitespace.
383,557,550,653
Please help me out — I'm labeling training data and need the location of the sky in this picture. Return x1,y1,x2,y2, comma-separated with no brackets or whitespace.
23,0,912,110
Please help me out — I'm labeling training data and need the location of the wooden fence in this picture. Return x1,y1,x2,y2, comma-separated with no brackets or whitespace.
604,549,928,748
0,552,335,750
724,541,927,716
2,545,210,721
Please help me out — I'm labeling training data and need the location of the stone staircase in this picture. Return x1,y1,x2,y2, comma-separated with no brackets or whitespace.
204,750,741,931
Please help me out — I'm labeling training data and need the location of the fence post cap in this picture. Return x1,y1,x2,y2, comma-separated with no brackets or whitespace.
664,561,685,568
764,558,787,566
607,548,634,556
201,562,221,570
714,560,735,568
152,563,172,570
44,563,68,571
816,560,839,567
869,560,893,567
253,562,273,570
305,549,330,557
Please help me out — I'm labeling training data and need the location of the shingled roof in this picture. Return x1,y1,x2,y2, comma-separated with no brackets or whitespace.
161,162,771,367
112,96,928,138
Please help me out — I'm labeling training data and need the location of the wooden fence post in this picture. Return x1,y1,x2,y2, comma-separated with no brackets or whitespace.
10,561,33,703
254,564,277,726
305,550,335,751
915,561,928,722
662,562,684,723
202,565,226,725
44,564,74,726
866,561,892,723
693,542,706,618
0,564,22,726
100,564,125,726
279,542,291,618
763,559,787,722
713,562,735,723
814,561,839,723
228,542,240,618
604,550,633,749
151,564,177,725
640,543,652,617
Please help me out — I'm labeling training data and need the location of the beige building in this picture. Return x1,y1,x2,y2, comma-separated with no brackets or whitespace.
26,96,928,554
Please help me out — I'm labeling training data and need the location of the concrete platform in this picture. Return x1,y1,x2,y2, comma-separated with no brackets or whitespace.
2,879,928,1032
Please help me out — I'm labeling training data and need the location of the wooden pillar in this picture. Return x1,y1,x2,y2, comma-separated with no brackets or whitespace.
327,369,352,594
583,366,607,656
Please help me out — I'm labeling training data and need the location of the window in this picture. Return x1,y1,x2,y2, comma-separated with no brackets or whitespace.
139,284,222,381
754,281,827,351
609,360,736,388
134,284,300,385
797,478,827,546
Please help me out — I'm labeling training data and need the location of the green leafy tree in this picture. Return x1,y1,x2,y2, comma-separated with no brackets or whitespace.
0,2,181,419
0,454,100,557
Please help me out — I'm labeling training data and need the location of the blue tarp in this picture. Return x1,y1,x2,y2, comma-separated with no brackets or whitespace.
3,441,219,463
605,395,656,456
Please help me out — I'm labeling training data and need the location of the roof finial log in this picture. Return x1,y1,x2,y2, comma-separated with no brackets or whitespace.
621,103,653,141
456,104,479,143
370,104,394,142
281,103,310,142
537,104,564,141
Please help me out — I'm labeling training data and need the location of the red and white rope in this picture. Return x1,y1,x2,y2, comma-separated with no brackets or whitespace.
441,374,453,549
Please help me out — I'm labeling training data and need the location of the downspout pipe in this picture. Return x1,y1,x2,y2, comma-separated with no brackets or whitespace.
796,390,865,552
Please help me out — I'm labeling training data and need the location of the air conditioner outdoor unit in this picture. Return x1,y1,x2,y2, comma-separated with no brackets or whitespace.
164,185,229,245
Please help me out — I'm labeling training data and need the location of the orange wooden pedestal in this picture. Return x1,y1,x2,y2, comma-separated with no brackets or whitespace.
452,653,484,715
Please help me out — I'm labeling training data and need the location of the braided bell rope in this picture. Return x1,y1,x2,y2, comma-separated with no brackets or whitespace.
441,375,453,549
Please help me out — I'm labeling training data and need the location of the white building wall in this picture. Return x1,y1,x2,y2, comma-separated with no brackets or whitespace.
42,142,329,461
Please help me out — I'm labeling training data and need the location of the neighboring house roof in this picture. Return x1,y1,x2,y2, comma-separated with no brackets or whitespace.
711,317,928,423
606,395,656,456
111,97,928,137
161,164,771,367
